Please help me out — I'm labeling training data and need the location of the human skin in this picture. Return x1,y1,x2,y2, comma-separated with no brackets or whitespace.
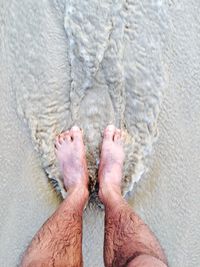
99,125,168,267
21,126,89,267
21,125,168,267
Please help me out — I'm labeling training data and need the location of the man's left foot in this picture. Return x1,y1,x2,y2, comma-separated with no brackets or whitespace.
55,126,89,197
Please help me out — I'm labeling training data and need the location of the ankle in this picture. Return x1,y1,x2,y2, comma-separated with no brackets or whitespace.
98,185,122,207
67,186,89,207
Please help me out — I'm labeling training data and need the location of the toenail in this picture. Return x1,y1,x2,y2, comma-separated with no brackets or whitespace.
107,125,115,131
71,125,80,131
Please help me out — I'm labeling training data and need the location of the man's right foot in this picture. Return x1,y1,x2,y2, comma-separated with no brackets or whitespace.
98,125,125,205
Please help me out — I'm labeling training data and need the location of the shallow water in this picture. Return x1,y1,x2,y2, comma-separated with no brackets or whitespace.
6,0,168,205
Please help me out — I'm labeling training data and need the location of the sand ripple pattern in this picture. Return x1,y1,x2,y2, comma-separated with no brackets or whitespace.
7,0,168,205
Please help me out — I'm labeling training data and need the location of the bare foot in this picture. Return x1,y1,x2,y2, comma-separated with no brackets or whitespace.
55,126,89,197
98,125,125,205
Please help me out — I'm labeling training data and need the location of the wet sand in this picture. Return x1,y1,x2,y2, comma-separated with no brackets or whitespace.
0,0,200,266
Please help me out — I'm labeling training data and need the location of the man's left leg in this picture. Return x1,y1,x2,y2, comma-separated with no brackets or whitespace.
21,126,89,267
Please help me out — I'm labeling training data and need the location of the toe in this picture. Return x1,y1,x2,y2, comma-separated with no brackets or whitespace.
114,129,122,142
64,131,72,142
70,125,83,141
54,146,58,154
104,125,116,141
58,133,66,144
55,136,61,149
54,136,61,150
59,136,65,144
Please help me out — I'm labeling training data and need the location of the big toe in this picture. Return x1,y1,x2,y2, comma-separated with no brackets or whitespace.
104,125,116,141
70,126,83,141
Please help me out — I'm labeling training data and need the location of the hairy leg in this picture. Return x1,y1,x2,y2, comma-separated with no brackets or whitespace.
98,125,168,267
21,126,89,267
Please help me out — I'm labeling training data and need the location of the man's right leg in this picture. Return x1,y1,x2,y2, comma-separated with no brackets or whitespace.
98,125,168,267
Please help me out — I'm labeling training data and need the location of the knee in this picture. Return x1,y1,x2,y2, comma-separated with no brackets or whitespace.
127,254,168,267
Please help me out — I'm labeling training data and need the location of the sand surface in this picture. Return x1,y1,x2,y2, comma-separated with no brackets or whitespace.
2,0,168,202
0,0,200,266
